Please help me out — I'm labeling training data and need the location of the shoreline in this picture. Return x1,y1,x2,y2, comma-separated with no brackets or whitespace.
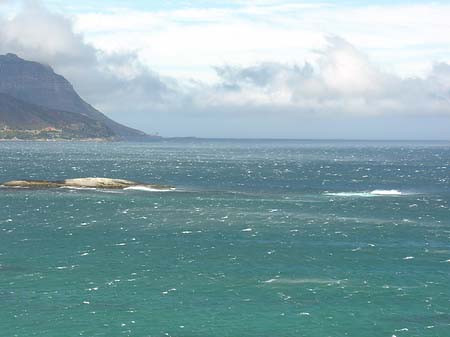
0,138,112,142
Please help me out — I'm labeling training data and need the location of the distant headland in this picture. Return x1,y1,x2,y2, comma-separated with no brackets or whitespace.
0,53,160,141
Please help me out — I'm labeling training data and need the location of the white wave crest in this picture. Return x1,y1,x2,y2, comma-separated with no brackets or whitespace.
325,189,404,197
370,189,403,196
264,278,342,285
123,185,174,192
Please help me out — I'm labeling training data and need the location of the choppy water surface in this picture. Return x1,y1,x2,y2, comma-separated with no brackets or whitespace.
0,140,449,337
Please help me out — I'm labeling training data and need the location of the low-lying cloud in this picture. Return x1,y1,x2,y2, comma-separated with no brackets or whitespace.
0,1,174,114
208,37,450,118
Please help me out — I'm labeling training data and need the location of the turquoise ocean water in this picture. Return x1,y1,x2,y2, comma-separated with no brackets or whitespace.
0,140,449,337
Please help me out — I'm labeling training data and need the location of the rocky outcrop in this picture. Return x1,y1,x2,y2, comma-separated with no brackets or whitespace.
2,180,63,188
2,177,174,190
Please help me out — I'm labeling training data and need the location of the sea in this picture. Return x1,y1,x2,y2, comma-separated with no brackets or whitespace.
0,140,449,337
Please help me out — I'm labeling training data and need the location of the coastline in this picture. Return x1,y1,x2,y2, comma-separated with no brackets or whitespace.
0,138,112,142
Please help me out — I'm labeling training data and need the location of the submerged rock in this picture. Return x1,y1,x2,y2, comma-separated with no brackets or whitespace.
2,177,174,190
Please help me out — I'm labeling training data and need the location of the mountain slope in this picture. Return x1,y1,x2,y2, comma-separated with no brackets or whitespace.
0,93,115,139
0,53,152,140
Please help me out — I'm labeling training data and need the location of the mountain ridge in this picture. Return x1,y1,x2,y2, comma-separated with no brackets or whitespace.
0,92,116,139
0,53,156,140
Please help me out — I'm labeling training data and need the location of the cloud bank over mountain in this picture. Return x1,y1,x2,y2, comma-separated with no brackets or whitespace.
0,0,449,139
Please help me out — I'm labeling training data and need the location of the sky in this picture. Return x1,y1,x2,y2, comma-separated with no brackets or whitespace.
0,0,450,139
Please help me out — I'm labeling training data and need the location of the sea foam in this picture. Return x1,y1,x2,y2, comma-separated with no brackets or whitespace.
325,190,404,197
123,185,175,192
264,278,342,285
370,189,403,196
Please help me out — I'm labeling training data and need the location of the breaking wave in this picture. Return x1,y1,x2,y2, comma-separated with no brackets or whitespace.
370,189,403,195
123,185,175,192
264,278,342,285
325,190,405,197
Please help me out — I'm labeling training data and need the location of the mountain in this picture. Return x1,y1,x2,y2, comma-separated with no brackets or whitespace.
0,93,115,139
0,53,155,140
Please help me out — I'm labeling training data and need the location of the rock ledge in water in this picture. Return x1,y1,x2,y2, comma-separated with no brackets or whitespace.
2,177,173,190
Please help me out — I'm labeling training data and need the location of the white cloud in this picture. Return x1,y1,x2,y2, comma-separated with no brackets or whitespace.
0,1,174,117
0,1,449,138
0,1,95,66
183,37,449,120
72,2,450,80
